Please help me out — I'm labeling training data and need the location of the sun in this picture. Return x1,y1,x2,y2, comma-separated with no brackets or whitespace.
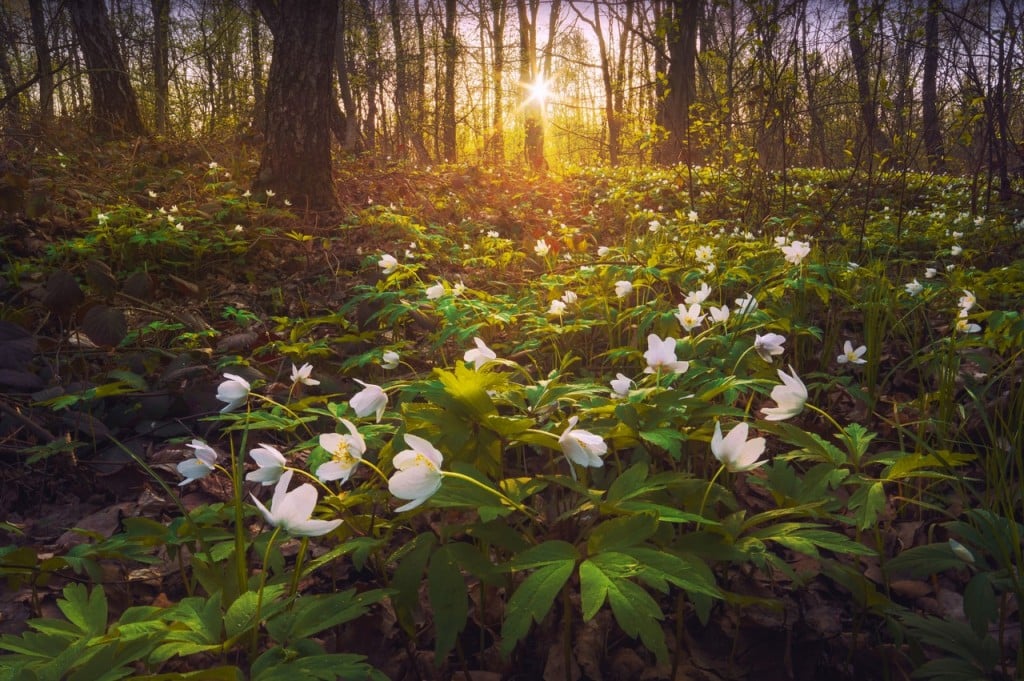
522,74,555,108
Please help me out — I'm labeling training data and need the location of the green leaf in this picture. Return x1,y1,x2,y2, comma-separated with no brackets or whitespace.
57,584,107,637
622,547,722,599
639,428,684,458
606,463,649,502
581,553,668,663
429,545,469,659
508,540,579,571
224,586,286,639
848,481,886,531
131,667,243,681
884,543,965,578
587,512,658,554
265,589,386,645
500,559,575,656
390,533,436,617
963,573,996,639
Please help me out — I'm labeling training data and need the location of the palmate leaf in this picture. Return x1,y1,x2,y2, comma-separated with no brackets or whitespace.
501,541,579,656
252,648,385,681
56,584,107,637
428,545,469,659
579,552,668,664
264,589,387,645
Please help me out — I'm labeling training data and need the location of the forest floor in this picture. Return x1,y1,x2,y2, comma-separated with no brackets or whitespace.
0,130,1021,680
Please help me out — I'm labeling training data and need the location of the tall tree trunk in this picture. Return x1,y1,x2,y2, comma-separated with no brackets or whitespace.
390,0,412,157
67,0,146,137
517,0,546,171
846,0,886,154
442,0,458,161
922,0,944,171
151,0,170,134
357,0,380,151
28,0,54,121
335,2,362,152
249,0,264,133
654,0,700,165
487,0,506,164
253,0,338,211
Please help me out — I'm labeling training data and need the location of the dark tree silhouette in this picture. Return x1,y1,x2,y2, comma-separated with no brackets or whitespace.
654,0,700,165
253,0,338,211
67,0,146,137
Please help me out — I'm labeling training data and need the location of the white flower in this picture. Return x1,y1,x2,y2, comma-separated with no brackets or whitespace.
780,240,811,264
246,443,287,486
208,161,219,169
675,303,705,332
774,236,788,247
837,340,867,365
175,224,185,232
949,538,975,564
695,245,713,263
905,279,924,296
242,189,251,198
426,282,445,300
648,219,661,232
597,246,610,257
950,245,962,256
486,229,500,238
290,362,320,387
614,280,633,298
178,440,218,486
265,189,275,198
464,337,497,369
710,421,766,473
148,190,158,198
317,419,366,483
234,224,244,233
378,253,399,275
216,373,251,413
561,291,578,305
955,310,981,334
924,267,937,279
382,350,400,370
350,379,387,422
958,289,976,313
946,264,956,272
643,334,689,374
284,199,292,207
753,333,786,362
735,294,758,315
847,261,860,271
684,282,711,306
453,281,466,296
761,365,808,421
558,416,607,478
610,373,632,398
687,210,699,222
388,434,444,512
250,470,342,537
709,304,730,324
548,299,567,316
96,212,109,225
534,238,550,257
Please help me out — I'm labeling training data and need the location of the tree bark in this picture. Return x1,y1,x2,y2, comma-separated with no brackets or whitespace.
846,0,886,154
67,0,146,137
254,0,338,211
334,2,362,152
151,0,170,134
516,0,547,171
922,0,944,171
28,0,54,121
442,0,458,161
486,0,506,164
654,0,700,165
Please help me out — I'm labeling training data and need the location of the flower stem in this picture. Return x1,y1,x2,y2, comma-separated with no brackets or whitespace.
442,470,538,518
696,465,726,531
